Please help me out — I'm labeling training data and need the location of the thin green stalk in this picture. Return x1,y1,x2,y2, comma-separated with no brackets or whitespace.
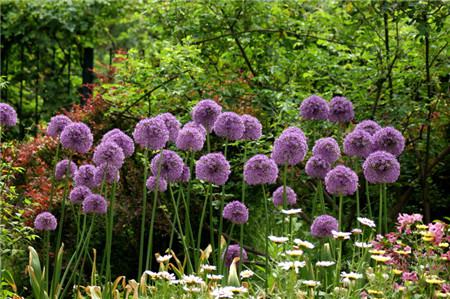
222,223,235,279
338,195,343,231
197,184,211,269
44,231,50,292
262,184,269,293
282,164,288,238
209,189,217,266
48,143,61,210
356,188,360,227
105,181,117,297
217,140,228,272
168,188,181,251
180,187,195,262
383,184,388,233
365,180,372,218
318,180,325,214
335,240,343,285
378,184,383,234
138,149,149,277
239,144,247,273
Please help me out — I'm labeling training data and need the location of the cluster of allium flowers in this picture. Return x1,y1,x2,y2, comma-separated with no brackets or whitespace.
176,127,205,151
151,150,184,182
0,103,17,127
195,153,230,185
373,127,405,156
343,130,373,158
311,215,338,238
213,112,245,140
324,165,358,196
299,95,329,120
94,163,120,186
34,212,57,231
157,112,181,142
184,121,206,136
328,96,354,123
271,127,308,165
93,141,125,169
101,129,135,157
177,164,191,183
223,244,248,267
241,114,262,140
272,186,297,206
133,117,169,150
305,156,331,179
146,176,168,192
363,151,400,184
82,194,107,214
312,137,340,163
243,154,278,185
191,99,222,132
55,159,77,180
69,186,92,204
223,201,249,224
46,115,72,137
355,120,382,136
74,164,96,188
60,122,93,154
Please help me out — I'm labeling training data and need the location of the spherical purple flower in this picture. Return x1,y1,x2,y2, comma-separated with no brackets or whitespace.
281,126,307,141
184,121,206,136
132,117,169,150
195,152,231,185
69,186,92,204
55,159,77,180
312,137,340,163
101,129,135,157
272,186,297,207
343,130,373,158
355,120,382,136
373,127,405,157
299,95,329,120
93,141,125,169
324,165,359,196
0,103,17,127
328,96,354,123
223,201,249,224
46,115,72,137
213,112,245,140
93,163,120,186
146,176,168,192
82,194,107,214
223,244,248,268
157,112,181,142
363,151,400,184
175,127,205,152
241,114,262,140
34,212,57,231
60,122,93,154
271,129,308,166
310,215,338,238
305,156,331,179
177,164,191,183
243,154,278,185
191,99,222,132
74,164,96,189
151,150,184,182
102,128,123,141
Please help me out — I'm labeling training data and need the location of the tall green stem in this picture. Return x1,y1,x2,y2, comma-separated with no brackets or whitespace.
48,143,61,210
383,184,388,233
105,181,117,297
239,144,247,273
365,180,372,218
318,180,325,214
146,171,160,270
282,164,288,238
138,149,149,277
378,184,383,234
217,140,228,272
197,184,211,269
262,184,269,293
338,195,343,231
44,231,50,292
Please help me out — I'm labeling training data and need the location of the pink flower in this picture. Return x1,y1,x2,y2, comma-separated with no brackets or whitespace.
401,272,418,282
428,222,445,245
397,213,423,234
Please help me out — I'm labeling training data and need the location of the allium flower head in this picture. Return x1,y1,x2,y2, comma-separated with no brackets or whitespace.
305,156,331,179
175,127,205,151
363,151,400,184
213,112,245,140
272,186,297,206
69,186,92,204
151,150,184,182
47,115,72,137
324,165,358,196
355,120,381,136
60,122,93,153
243,154,278,185
373,127,405,156
343,130,373,158
311,215,338,238
223,244,248,267
133,117,169,150
299,95,329,120
312,137,340,163
177,164,191,183
93,141,125,169
328,96,354,123
146,176,168,192
157,112,181,142
74,164,96,188
223,201,249,224
101,129,135,157
0,103,17,127
94,163,120,186
82,194,107,214
191,99,222,132
102,128,122,141
34,212,57,231
271,128,308,166
55,159,77,180
241,114,262,140
195,153,230,185
184,121,206,136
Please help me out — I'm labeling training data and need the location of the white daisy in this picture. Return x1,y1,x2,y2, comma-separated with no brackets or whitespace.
316,261,335,267
158,271,176,281
281,208,302,215
240,270,254,279
156,254,172,263
200,264,216,272
301,280,321,287
355,241,373,248
207,274,224,281
293,239,315,249
211,287,234,298
331,230,352,240
182,274,205,285
341,271,363,280
268,235,289,243
285,249,304,256
357,217,376,228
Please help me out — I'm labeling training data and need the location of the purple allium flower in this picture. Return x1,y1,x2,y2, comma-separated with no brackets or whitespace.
34,212,57,231
328,96,354,123
132,117,169,150
146,176,168,192
195,152,231,185
312,137,340,163
305,156,331,179
55,159,77,180
343,130,373,158
299,95,329,120
102,128,122,141
157,112,181,142
241,114,262,140
191,99,222,132
94,163,120,186
363,151,400,184
184,121,207,136
0,103,18,127
324,165,359,196
271,128,308,166
74,164,96,189
354,120,382,136
373,127,405,157
272,186,297,207
223,244,248,267
223,201,249,224
151,150,184,182
82,194,107,214
243,154,278,185
93,141,125,169
101,129,135,157
282,126,308,141
177,164,191,183
60,122,93,154
310,215,338,238
69,186,92,204
213,112,245,140
175,127,205,151
46,115,72,137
